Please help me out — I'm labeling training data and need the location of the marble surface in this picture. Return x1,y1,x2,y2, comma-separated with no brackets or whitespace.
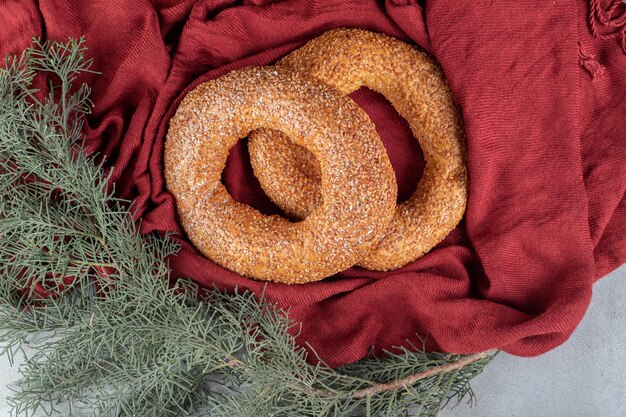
441,263,626,417
0,264,624,417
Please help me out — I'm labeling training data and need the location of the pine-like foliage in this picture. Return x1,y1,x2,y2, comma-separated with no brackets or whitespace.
0,38,495,417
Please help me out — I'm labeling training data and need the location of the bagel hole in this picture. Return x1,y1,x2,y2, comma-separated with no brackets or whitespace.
222,88,425,217
349,87,425,204
221,137,286,217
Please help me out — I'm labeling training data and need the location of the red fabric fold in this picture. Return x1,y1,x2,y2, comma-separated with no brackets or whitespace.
1,0,624,367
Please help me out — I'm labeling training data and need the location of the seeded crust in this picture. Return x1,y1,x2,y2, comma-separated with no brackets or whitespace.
248,29,468,271
164,66,397,283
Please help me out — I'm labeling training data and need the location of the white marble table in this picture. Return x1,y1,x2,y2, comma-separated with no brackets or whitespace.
441,263,626,417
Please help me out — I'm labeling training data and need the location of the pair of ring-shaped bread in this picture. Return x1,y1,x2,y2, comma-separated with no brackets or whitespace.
165,29,468,284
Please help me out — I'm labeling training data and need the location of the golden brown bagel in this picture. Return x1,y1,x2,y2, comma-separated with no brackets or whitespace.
248,28,468,271
164,66,397,283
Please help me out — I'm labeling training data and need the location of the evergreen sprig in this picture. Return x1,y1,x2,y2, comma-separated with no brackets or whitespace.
0,38,495,417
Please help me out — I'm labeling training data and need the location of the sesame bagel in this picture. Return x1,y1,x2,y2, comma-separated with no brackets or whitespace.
164,66,397,283
248,29,468,271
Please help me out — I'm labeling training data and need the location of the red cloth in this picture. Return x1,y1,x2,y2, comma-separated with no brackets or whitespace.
1,0,624,367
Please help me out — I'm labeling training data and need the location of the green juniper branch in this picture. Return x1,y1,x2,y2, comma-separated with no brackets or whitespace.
0,38,495,417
